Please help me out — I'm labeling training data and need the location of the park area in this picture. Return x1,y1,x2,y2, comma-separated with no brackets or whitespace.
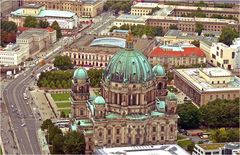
51,92,71,117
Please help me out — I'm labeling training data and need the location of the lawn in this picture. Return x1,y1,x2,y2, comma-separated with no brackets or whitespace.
51,93,70,101
60,108,71,116
177,139,194,149
56,102,71,108
177,134,186,140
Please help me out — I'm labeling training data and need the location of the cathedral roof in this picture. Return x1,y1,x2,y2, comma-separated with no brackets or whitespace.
94,96,106,105
73,67,88,80
103,49,154,84
153,64,165,76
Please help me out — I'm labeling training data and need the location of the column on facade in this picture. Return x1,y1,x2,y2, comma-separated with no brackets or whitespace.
136,94,139,105
117,93,119,105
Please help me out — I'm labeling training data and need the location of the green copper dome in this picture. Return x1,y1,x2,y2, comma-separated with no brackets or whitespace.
73,67,88,80
94,96,106,105
103,49,154,83
153,64,165,76
167,91,177,101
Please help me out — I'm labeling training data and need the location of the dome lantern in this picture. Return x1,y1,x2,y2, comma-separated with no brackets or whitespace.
125,28,134,50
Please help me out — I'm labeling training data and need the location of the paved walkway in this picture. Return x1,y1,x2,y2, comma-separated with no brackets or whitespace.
31,90,55,120
45,93,60,119
37,129,50,154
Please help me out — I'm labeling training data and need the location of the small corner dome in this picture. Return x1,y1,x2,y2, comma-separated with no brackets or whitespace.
167,91,177,101
153,64,165,76
73,67,88,80
94,96,106,105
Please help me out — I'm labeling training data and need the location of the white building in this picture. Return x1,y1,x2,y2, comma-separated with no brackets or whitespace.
113,14,148,27
0,43,29,66
206,38,240,71
9,4,79,30
95,144,190,155
131,2,158,15
193,143,240,155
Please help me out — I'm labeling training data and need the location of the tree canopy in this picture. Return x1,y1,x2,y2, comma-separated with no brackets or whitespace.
51,21,62,39
177,103,201,129
87,68,103,87
210,128,239,143
39,20,50,28
199,98,239,128
169,24,178,30
1,21,18,46
23,16,39,28
218,26,239,46
103,0,132,13
37,70,73,89
110,24,163,37
63,131,85,154
195,23,204,35
53,55,73,70
41,119,85,154
1,21,17,32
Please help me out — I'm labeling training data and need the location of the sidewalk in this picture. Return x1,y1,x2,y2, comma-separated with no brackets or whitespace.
37,129,50,155
45,93,60,119
31,90,55,120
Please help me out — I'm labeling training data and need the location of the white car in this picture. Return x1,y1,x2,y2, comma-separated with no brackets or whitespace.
21,123,26,127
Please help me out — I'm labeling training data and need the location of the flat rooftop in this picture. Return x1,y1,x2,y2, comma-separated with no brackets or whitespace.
22,3,44,8
132,2,158,8
116,14,148,22
198,143,225,150
11,8,75,18
95,144,190,155
201,68,232,77
175,68,240,92
147,16,238,24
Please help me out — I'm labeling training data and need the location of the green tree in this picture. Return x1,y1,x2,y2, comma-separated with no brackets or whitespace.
191,40,200,47
87,68,103,87
218,26,239,46
23,16,38,28
199,98,239,128
169,24,178,30
52,134,65,154
109,26,118,32
177,103,201,129
1,21,17,32
51,21,62,39
53,55,73,70
41,119,54,130
195,23,204,35
39,20,49,28
63,131,85,154
195,1,208,7
48,125,63,144
210,128,239,143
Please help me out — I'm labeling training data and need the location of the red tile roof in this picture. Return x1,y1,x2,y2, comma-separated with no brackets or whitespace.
149,47,205,57
18,27,55,33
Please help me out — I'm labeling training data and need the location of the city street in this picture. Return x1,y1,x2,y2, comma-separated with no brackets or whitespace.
2,37,68,154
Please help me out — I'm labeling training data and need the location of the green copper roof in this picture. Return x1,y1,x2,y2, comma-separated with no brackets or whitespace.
76,119,93,127
167,91,177,101
103,49,154,83
151,111,165,117
94,96,106,105
105,113,122,119
73,67,88,80
126,114,148,120
156,100,166,111
71,124,77,131
153,64,165,76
